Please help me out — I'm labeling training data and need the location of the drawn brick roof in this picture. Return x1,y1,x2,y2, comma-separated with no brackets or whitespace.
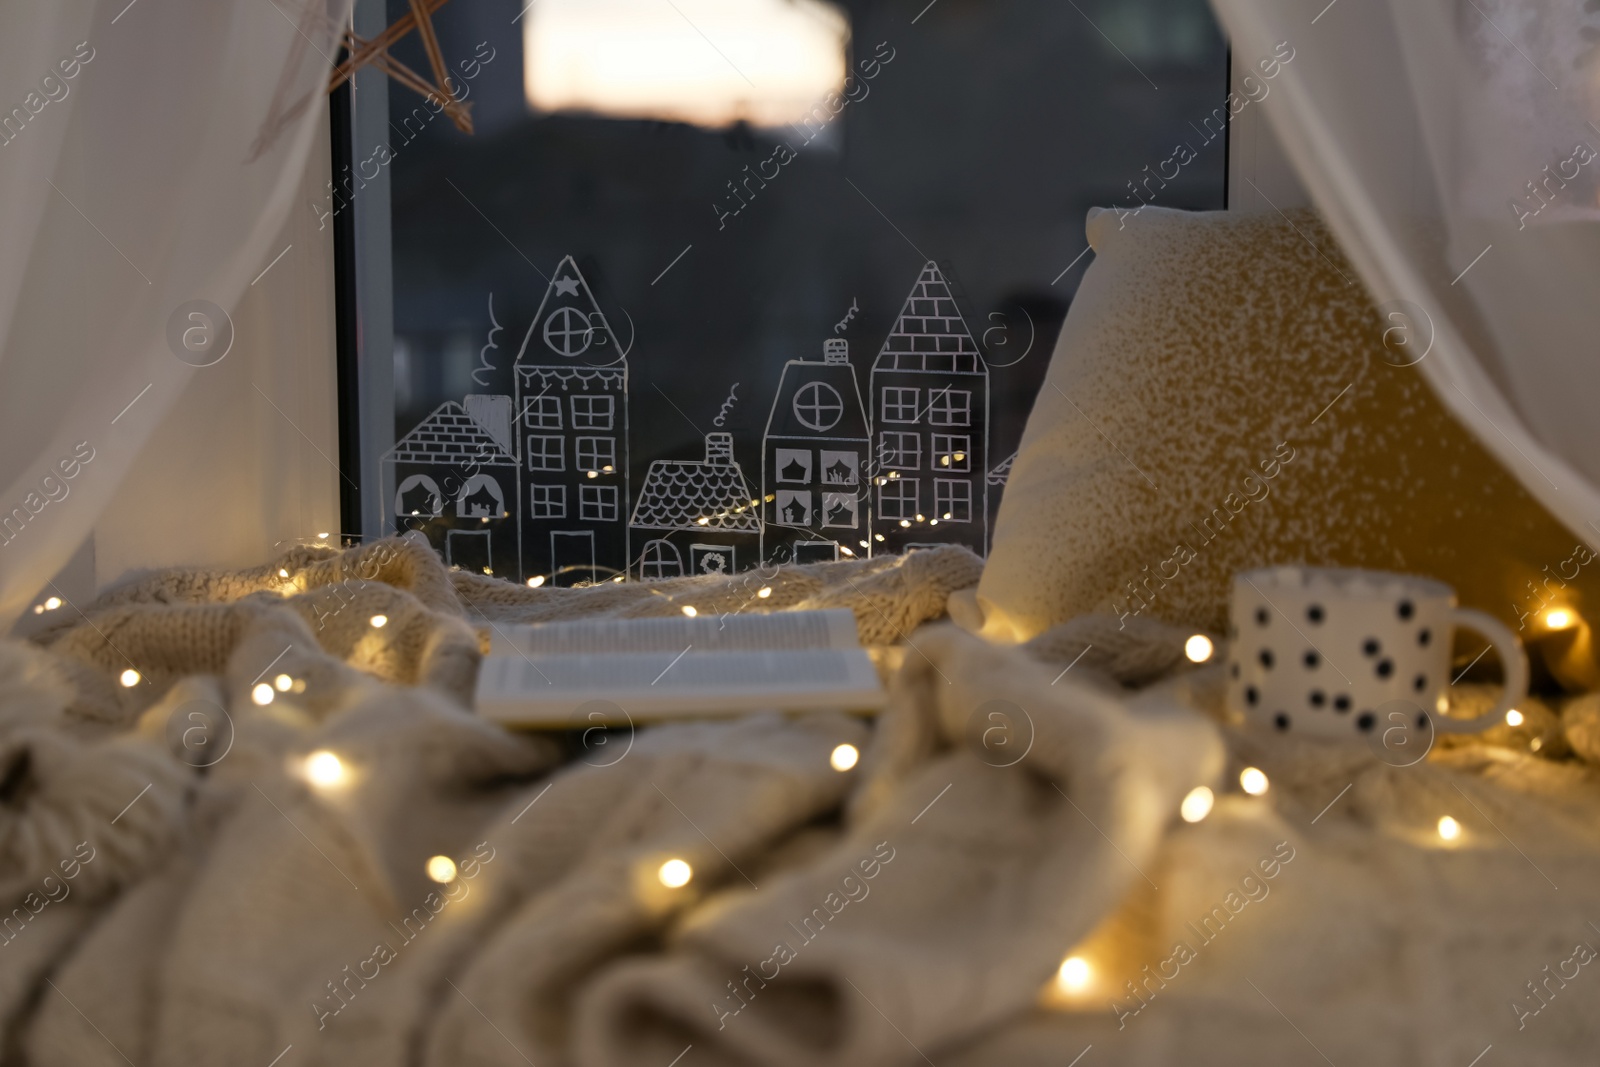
384,402,516,465
872,261,983,374
631,459,760,532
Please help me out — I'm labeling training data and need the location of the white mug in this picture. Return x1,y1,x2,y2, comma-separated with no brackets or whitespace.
1226,566,1528,737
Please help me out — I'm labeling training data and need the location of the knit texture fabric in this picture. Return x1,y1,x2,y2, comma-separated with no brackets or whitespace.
5,538,1600,1065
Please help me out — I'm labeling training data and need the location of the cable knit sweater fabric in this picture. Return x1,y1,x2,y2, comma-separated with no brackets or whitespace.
4,537,1600,1066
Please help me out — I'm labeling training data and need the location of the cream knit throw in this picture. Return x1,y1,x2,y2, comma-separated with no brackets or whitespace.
7,538,1600,1066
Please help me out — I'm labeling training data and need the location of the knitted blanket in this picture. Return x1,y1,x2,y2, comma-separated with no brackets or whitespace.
5,537,1600,1066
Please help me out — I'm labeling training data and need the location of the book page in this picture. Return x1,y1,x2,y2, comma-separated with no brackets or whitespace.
493,608,859,656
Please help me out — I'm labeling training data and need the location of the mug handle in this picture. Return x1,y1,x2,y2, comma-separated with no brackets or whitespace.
1437,608,1529,734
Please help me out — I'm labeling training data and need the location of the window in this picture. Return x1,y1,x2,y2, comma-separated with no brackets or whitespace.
881,387,919,424
878,477,919,521
579,484,618,521
576,436,616,473
935,478,972,522
524,395,562,430
529,483,566,519
572,394,614,430
792,381,843,432
366,2,1227,575
527,435,565,472
878,432,920,470
932,434,969,472
927,389,971,427
640,539,684,580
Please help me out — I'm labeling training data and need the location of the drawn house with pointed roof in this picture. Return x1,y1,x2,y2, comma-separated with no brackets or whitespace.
514,256,630,586
630,432,762,579
380,399,520,579
869,262,989,556
762,338,871,564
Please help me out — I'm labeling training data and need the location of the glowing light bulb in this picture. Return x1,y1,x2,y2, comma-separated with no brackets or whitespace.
830,743,859,771
1545,608,1576,630
658,858,692,888
681,605,698,617
1505,708,1524,727
612,575,625,583
317,532,330,539
251,683,275,706
696,517,710,526
278,568,290,578
369,614,388,628
859,541,869,548
839,546,854,557
44,597,61,610
528,576,546,588
874,534,885,542
305,750,344,787
757,587,772,599
1531,737,1544,751
425,855,457,883
1057,956,1092,993
1180,786,1214,823
1184,634,1214,663
587,470,598,479
1239,767,1269,796
119,668,141,688
899,520,910,528
915,514,925,522
1437,815,1460,840
274,673,293,692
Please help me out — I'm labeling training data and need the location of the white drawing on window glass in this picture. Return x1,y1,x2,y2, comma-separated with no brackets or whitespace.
792,381,843,431
775,448,812,483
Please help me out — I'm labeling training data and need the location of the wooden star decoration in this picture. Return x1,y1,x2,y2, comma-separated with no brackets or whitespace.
248,0,473,162
328,0,473,134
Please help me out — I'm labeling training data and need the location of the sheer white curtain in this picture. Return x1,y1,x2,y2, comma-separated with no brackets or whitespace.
0,0,350,626
1211,0,1600,545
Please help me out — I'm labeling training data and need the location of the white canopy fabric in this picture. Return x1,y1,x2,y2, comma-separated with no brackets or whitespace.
1211,0,1600,551
0,0,350,627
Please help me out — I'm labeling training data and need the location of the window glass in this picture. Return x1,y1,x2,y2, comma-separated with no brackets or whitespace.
372,0,1228,581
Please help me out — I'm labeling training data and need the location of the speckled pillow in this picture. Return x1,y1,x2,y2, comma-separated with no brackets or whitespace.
972,206,1600,654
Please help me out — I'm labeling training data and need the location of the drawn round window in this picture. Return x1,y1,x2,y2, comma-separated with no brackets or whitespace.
543,306,593,357
792,382,843,432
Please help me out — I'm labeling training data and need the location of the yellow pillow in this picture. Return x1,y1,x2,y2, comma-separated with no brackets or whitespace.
975,207,1599,672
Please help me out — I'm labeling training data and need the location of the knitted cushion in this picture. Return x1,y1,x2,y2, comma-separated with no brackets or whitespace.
972,207,1600,652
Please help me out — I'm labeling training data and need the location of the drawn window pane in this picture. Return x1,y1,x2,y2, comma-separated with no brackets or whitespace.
881,387,919,424
878,477,919,521
878,432,920,470
576,436,616,472
529,483,566,519
572,394,615,430
927,389,971,427
775,448,812,483
792,381,843,432
932,434,969,472
457,474,506,518
819,450,858,485
579,483,619,521
935,478,972,522
524,395,562,430
395,474,443,517
543,305,594,357
640,539,684,580
528,435,565,471
822,491,859,528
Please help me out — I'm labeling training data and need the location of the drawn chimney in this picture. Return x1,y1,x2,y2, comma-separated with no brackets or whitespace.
705,431,735,464
823,338,849,364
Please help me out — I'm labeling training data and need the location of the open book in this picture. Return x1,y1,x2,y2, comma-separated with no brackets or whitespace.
475,609,887,727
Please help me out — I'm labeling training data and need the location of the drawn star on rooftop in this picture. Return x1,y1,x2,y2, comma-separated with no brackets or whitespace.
553,277,581,297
